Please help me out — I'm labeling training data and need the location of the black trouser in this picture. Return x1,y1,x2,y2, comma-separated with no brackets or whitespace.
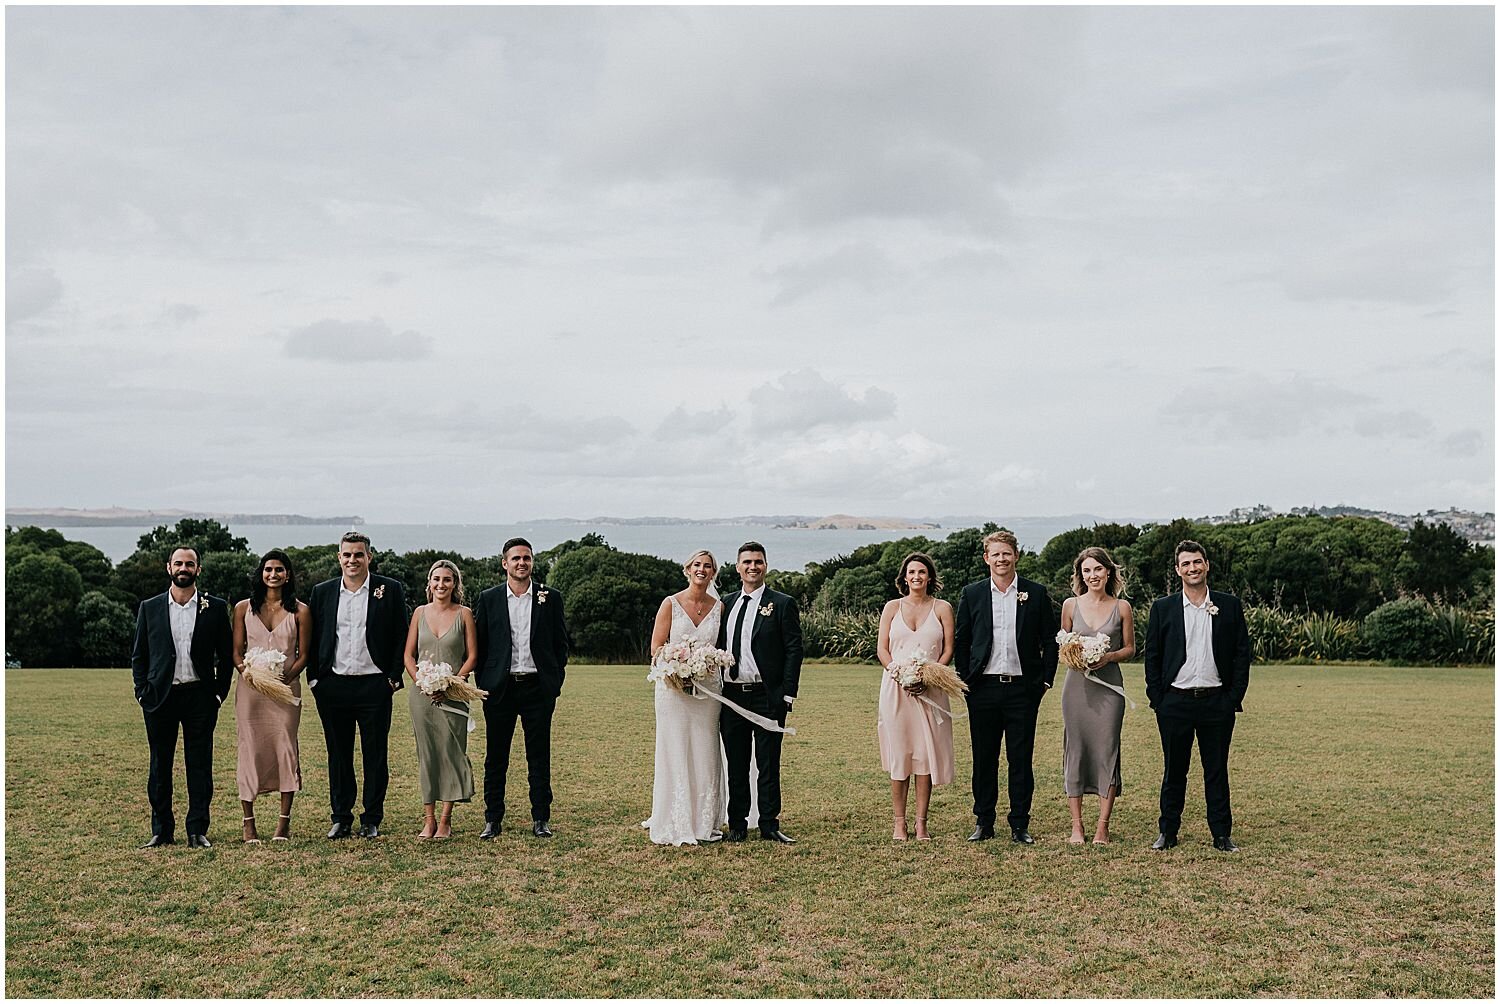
720,682,783,833
1155,687,1236,839
142,682,220,837
314,673,393,827
965,675,1041,831
482,675,556,824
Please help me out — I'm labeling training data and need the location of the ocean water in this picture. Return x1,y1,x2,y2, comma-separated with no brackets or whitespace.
22,517,1099,570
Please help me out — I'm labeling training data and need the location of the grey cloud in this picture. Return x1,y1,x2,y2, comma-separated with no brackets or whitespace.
284,317,433,361
1160,373,1371,440
766,245,902,306
163,303,202,325
748,369,897,432
654,405,735,438
1351,410,1436,439
373,271,402,287
6,266,63,323
472,404,633,453
1440,429,1487,458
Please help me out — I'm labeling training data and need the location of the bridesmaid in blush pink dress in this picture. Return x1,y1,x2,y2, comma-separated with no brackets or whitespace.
231,550,311,843
877,551,956,841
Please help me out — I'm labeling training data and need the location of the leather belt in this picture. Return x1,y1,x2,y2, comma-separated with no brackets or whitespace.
725,682,765,692
1178,686,1222,698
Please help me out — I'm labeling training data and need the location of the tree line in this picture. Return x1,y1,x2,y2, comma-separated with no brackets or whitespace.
4,513,1493,668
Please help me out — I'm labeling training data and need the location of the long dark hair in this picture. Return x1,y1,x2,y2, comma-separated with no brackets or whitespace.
249,549,299,615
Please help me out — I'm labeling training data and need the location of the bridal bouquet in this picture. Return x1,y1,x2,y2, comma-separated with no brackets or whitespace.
649,638,735,694
241,646,299,706
888,652,968,698
1056,630,1112,671
414,660,488,702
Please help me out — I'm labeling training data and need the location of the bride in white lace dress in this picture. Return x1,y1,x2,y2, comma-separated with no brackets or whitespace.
642,550,730,845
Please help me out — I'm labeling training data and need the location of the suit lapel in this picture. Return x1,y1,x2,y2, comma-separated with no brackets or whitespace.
1173,595,1188,664
976,582,994,639
528,582,538,644
750,591,766,643
1012,578,1027,644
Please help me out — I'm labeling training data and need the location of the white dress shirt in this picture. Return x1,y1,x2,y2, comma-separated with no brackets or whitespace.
507,584,538,675
334,578,382,676
725,585,766,683
168,590,199,685
983,578,1023,676
1173,591,1223,689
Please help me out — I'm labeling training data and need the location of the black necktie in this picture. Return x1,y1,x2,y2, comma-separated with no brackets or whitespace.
730,594,752,680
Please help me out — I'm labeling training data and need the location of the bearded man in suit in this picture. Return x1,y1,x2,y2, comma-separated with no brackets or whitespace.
131,545,234,848
474,538,570,839
307,531,409,839
1143,539,1251,852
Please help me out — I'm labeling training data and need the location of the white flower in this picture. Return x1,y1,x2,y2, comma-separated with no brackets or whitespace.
1207,603,1219,616
373,584,386,599
198,595,209,611
648,638,735,686
759,602,775,616
415,660,456,696
1017,592,1028,603
537,590,548,604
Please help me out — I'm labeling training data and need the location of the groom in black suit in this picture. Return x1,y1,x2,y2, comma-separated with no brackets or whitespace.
131,545,234,848
307,532,408,839
1143,540,1251,852
474,538,570,839
953,529,1058,844
717,541,803,844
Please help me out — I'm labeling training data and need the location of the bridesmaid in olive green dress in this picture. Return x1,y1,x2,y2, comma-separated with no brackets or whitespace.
402,560,479,839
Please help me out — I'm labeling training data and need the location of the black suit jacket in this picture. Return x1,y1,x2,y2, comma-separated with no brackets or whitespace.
952,576,1059,694
716,587,804,710
473,581,570,700
1143,589,1251,712
130,591,234,713
306,575,409,690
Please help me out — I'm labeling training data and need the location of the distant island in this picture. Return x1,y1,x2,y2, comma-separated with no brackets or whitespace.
520,513,944,531
1200,504,1494,545
5,507,364,527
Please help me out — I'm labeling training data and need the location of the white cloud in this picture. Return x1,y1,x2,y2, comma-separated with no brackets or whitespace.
6,266,64,323
284,318,433,361
747,370,897,432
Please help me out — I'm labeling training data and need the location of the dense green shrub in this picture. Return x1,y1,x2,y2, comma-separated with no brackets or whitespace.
813,566,889,614
1245,605,1298,662
1296,611,1362,662
1361,599,1446,664
77,591,135,667
801,607,878,660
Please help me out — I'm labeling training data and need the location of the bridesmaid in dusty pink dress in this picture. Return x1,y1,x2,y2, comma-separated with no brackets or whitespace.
876,552,956,841
231,550,312,843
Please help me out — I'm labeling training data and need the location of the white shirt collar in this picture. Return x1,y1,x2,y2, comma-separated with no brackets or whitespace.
1182,590,1212,610
741,583,766,604
168,589,199,610
508,581,533,600
340,577,370,597
989,578,1017,597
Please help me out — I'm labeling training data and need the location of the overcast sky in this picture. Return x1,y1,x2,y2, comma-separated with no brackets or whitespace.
6,6,1494,523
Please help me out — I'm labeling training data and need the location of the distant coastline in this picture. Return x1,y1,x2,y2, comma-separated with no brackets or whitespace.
4,507,363,528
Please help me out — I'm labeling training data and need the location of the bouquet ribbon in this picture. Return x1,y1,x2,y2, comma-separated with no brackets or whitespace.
1081,670,1137,710
683,683,796,736
910,690,968,726
435,700,478,733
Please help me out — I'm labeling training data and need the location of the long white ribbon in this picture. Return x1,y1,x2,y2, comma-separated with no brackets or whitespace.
436,701,477,733
680,683,796,735
911,691,968,726
1080,670,1137,710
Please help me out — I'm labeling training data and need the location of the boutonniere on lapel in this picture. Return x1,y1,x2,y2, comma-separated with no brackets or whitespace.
758,602,774,617
1206,602,1219,616
198,595,209,612
1016,591,1029,603
373,584,386,600
536,589,549,605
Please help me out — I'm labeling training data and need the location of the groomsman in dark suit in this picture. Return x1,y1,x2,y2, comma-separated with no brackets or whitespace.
474,538,570,839
953,529,1058,844
307,531,408,839
130,546,234,848
1144,540,1251,852
717,541,803,844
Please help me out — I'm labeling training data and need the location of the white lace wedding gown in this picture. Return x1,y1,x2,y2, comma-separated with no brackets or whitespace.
642,597,739,845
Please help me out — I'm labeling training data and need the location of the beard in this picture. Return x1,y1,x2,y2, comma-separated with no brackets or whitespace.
172,571,198,588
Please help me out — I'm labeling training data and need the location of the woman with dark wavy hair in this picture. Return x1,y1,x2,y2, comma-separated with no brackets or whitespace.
231,549,311,842
1059,546,1135,845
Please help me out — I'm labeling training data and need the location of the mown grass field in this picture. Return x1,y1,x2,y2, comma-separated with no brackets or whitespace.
6,664,1494,997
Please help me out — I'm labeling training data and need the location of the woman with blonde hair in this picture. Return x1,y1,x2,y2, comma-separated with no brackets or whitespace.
402,559,478,839
641,549,728,845
1059,546,1135,845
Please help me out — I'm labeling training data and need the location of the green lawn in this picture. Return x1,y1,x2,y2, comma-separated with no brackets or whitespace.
6,664,1494,997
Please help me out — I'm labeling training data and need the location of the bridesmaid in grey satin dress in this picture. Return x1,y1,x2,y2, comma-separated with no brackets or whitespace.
1059,546,1136,845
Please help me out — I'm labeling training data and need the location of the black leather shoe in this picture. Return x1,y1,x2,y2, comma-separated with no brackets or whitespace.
139,834,175,849
1011,829,1035,845
327,822,353,840
356,824,381,839
531,821,553,838
186,834,212,849
966,824,995,842
1151,832,1178,851
1213,835,1240,853
479,821,501,840
724,827,748,843
760,828,796,844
